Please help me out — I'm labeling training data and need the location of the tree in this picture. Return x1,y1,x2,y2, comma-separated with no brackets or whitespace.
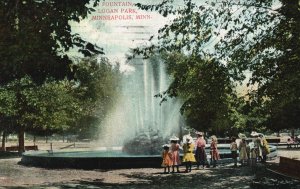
0,76,81,152
0,0,103,84
71,57,121,139
0,0,103,152
0,56,121,151
135,0,300,132
0,86,17,151
158,53,235,135
20,78,81,139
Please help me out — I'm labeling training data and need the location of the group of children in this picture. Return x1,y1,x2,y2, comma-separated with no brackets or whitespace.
161,132,220,173
162,132,271,173
161,135,181,173
230,133,270,167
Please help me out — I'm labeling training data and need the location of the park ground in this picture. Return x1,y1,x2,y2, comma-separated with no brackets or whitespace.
0,140,300,189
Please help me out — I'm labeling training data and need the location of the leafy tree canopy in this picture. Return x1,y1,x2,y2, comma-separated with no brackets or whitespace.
0,0,103,85
0,76,80,136
66,56,121,139
134,0,300,131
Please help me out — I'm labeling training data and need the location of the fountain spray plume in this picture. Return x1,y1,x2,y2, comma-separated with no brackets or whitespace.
97,56,185,154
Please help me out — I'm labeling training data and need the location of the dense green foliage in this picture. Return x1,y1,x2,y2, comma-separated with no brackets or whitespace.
0,0,124,151
0,57,121,143
0,0,102,85
0,77,79,135
159,53,235,135
70,57,121,139
135,0,300,133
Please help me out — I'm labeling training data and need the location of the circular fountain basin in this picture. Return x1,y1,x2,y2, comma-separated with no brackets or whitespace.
205,144,278,159
21,145,278,169
21,150,162,169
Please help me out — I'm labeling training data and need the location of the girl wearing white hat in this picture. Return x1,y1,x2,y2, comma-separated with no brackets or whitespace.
182,136,196,172
170,135,181,173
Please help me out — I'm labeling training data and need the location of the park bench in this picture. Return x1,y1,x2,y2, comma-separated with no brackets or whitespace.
269,142,299,149
1,145,38,151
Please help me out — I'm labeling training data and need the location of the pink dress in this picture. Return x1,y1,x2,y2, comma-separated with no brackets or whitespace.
210,141,220,160
195,137,207,163
170,143,181,165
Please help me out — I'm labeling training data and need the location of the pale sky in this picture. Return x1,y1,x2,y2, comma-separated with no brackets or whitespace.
70,0,174,72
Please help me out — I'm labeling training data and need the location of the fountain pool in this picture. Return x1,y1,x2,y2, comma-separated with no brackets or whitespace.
21,149,162,169
20,144,278,169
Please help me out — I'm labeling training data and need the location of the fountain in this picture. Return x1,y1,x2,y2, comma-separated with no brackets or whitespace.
21,57,185,169
21,57,278,169
98,56,184,154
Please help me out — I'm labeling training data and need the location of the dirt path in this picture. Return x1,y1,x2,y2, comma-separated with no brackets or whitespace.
1,157,300,189
0,157,256,189
1,141,300,189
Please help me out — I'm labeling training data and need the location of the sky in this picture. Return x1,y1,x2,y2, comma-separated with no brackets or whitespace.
70,0,175,72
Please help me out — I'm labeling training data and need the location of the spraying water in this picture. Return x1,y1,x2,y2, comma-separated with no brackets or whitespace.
98,56,184,151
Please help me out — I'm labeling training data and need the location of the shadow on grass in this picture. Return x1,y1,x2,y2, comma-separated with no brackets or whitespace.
72,168,252,189
2,164,300,189
31,167,255,189
58,166,300,189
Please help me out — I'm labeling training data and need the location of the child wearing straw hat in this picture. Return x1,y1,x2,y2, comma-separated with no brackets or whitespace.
170,135,181,173
182,135,196,172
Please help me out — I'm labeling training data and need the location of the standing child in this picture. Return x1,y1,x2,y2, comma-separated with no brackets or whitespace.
210,135,220,167
239,137,248,166
230,137,238,167
182,136,196,172
249,140,257,167
254,134,263,162
161,144,172,173
170,135,181,173
260,134,270,163
195,132,207,169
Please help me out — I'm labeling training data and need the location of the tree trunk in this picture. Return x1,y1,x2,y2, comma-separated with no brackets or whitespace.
18,127,25,154
1,131,6,151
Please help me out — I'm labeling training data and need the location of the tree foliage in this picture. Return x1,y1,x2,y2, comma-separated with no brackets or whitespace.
0,76,80,137
135,0,300,131
70,57,121,139
159,53,234,134
0,0,105,151
0,56,121,141
0,0,103,85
